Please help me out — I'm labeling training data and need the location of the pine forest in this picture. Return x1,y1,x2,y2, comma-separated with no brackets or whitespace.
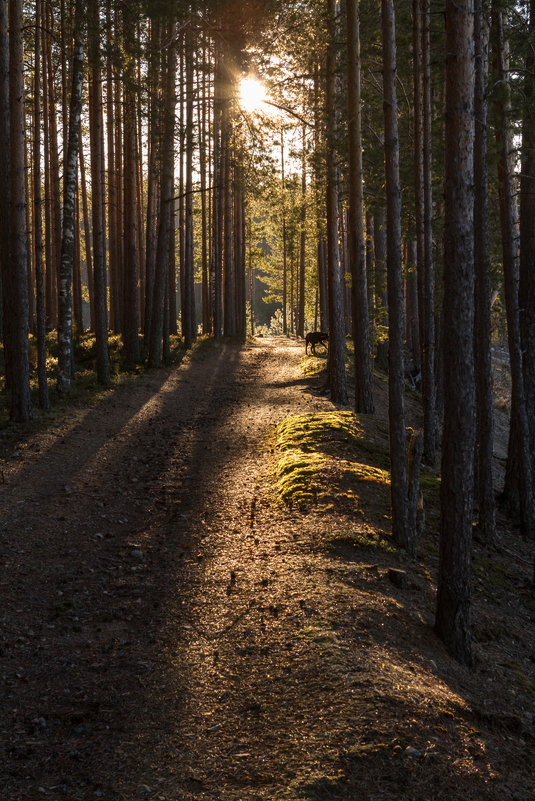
1,1,534,798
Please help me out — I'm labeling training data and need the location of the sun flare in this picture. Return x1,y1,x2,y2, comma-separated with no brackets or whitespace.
239,76,267,113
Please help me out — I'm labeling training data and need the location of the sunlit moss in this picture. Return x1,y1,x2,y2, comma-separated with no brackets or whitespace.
272,411,390,511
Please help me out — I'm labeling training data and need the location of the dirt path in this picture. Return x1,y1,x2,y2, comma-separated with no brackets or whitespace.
0,337,333,800
2,337,534,801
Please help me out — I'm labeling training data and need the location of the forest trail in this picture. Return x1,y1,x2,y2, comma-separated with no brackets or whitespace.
1,337,534,801
0,337,339,800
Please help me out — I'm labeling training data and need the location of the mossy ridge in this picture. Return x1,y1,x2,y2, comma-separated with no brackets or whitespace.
276,410,364,456
272,411,391,511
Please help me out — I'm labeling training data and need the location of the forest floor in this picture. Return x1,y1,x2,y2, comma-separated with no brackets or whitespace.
0,336,534,801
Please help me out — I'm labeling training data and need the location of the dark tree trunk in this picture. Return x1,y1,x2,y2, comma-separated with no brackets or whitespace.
519,1,535,489
184,21,196,349
33,0,49,409
382,0,409,550
0,0,9,370
326,0,348,405
122,14,141,364
144,17,160,342
6,0,32,421
435,0,476,667
422,0,437,463
347,0,374,414
474,0,496,542
57,1,84,394
88,0,110,386
492,7,535,538
149,28,176,367
297,125,306,339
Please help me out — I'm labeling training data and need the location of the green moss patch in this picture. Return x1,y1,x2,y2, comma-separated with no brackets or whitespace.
272,411,390,514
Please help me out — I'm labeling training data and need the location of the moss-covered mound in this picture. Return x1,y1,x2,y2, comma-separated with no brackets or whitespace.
272,411,390,514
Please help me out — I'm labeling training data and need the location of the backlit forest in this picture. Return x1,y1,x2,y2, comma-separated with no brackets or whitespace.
1,0,534,669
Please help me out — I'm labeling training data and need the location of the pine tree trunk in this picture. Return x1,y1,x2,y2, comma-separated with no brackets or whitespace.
382,0,409,550
184,21,196,349
122,13,140,364
519,0,535,484
281,132,288,335
57,1,84,394
347,0,374,414
0,0,10,376
33,0,49,409
46,5,61,331
326,0,348,405
79,143,95,331
435,0,476,666
6,0,31,421
297,125,306,339
474,0,496,542
422,0,437,463
149,27,176,367
492,7,535,538
144,17,160,342
88,0,110,386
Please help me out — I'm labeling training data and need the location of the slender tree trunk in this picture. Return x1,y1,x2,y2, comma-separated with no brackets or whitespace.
46,5,61,331
144,16,160,342
492,7,535,538
326,0,348,404
184,20,196,349
347,0,374,413
199,39,210,334
0,1,9,377
122,12,140,364
149,28,176,367
73,192,83,336
422,0,437,463
88,0,110,385
281,131,288,335
6,0,31,421
474,0,496,542
435,0,476,666
212,38,223,338
382,0,409,550
33,0,49,408
413,0,424,368
519,0,535,486
79,142,95,330
297,124,306,338
57,0,84,393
